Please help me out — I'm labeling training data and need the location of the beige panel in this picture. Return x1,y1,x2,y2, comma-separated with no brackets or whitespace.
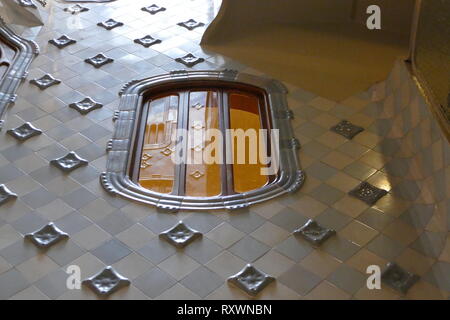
0,0,44,27
415,0,450,122
202,0,410,101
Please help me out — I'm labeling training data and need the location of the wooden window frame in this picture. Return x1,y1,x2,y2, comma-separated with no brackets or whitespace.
131,83,276,198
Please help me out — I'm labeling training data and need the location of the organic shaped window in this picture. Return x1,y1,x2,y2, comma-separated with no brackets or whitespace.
102,70,304,211
137,87,273,198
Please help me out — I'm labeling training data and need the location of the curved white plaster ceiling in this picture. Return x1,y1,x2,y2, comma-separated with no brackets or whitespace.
0,0,44,27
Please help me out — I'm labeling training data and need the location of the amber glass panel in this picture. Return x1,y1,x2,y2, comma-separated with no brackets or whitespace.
185,90,222,197
228,90,268,193
139,94,178,194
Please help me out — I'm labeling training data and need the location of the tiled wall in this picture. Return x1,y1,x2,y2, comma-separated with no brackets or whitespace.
370,60,450,238
414,0,450,121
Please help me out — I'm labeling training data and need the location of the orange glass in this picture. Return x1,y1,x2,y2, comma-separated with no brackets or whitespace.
228,90,269,193
138,86,270,197
185,90,222,197
138,94,178,194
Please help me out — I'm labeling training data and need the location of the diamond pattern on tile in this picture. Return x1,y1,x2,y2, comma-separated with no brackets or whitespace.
24,222,69,249
0,0,447,301
134,35,162,48
0,239,39,266
321,236,361,261
423,261,450,292
293,219,336,246
159,221,202,248
55,212,91,235
410,231,446,259
177,19,205,31
84,54,114,68
270,207,308,232
276,235,314,263
29,74,61,90
349,182,388,205
64,4,89,14
91,239,131,265
184,238,222,265
48,35,76,49
137,238,176,265
310,183,345,205
141,213,179,234
278,265,321,296
0,184,17,207
0,269,29,300
330,120,364,139
82,266,130,296
229,236,270,262
97,19,124,30
96,210,133,235
50,151,88,172
181,266,223,298
45,240,85,267
175,53,205,67
316,208,352,231
7,122,42,142
227,264,275,296
184,212,223,234
21,187,57,209
141,4,166,15
327,264,366,295
134,267,176,298
1,144,33,162
0,164,24,183
34,269,69,299
367,234,404,261
12,211,48,235
400,204,434,229
229,211,266,234
205,223,245,249
68,97,103,115
381,263,419,294
357,208,394,231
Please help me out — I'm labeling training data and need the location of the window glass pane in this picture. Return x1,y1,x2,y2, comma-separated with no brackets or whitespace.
228,90,269,193
139,94,178,194
185,90,222,197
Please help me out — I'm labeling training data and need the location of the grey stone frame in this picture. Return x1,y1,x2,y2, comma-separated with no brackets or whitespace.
0,18,39,130
101,70,304,211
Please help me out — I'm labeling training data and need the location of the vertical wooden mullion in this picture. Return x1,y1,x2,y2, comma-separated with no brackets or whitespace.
131,99,150,183
217,90,228,196
221,90,235,195
173,90,189,196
